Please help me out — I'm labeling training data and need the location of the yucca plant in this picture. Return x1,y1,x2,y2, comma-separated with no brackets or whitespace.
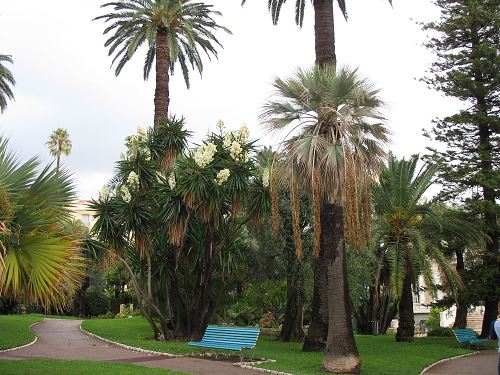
95,0,230,125
0,138,84,311
91,117,271,340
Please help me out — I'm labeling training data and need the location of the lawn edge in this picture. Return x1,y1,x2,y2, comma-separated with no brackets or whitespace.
0,320,43,352
418,351,479,375
80,323,287,374
79,324,182,358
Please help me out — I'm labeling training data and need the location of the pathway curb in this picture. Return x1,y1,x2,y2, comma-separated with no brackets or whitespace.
79,325,181,358
0,321,42,353
419,351,479,375
80,323,286,374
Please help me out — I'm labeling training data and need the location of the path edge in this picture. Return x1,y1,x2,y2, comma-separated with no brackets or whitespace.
80,323,287,374
0,321,42,353
419,351,479,375
79,324,181,358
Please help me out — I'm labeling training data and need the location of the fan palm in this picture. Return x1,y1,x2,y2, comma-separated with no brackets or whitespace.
95,0,230,125
371,154,477,342
0,138,84,311
261,64,389,373
0,55,15,113
46,128,72,173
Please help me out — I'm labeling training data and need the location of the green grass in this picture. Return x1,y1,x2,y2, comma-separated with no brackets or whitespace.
0,315,43,350
0,359,191,375
82,317,484,375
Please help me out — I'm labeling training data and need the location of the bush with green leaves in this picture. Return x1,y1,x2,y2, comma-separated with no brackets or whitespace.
427,327,454,337
85,289,110,317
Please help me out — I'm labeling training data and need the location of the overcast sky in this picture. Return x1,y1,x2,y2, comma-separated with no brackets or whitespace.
0,0,457,199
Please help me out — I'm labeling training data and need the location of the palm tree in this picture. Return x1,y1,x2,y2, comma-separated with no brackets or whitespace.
95,0,230,125
261,64,389,373
46,128,72,173
0,55,15,113
242,0,391,65
371,154,480,342
0,138,84,311
243,0,392,352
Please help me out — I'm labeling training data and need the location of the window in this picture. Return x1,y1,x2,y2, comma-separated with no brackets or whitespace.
81,214,90,227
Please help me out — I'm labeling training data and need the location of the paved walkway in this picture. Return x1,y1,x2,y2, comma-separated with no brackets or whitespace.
0,318,264,375
424,350,499,375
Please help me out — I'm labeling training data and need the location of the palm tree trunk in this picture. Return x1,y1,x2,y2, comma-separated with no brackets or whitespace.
453,250,467,329
313,0,336,65
303,204,334,351
280,258,305,342
154,27,170,126
322,204,361,373
56,154,60,174
395,271,415,342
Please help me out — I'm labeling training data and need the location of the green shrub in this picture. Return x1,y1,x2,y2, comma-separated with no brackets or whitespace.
428,327,454,337
85,289,110,317
427,307,446,330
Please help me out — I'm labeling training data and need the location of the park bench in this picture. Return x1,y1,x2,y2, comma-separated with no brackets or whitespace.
452,328,489,349
187,326,261,353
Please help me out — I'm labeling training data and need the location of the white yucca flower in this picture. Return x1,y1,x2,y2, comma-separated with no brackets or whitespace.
127,171,140,191
194,142,217,167
262,168,270,188
440,240,449,248
216,119,225,133
120,152,127,160
229,141,242,160
120,185,132,203
223,133,233,148
168,172,176,189
216,168,230,185
99,185,110,201
237,124,250,141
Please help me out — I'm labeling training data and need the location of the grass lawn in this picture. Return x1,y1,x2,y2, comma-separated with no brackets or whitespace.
0,359,191,375
0,315,43,350
82,317,484,375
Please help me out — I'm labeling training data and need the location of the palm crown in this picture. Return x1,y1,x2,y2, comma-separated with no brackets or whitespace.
46,128,72,172
0,55,15,113
96,0,230,124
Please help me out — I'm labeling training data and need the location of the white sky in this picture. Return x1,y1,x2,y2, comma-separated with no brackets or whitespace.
0,0,457,199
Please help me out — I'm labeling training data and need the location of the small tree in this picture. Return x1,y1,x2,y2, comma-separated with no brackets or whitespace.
46,128,72,173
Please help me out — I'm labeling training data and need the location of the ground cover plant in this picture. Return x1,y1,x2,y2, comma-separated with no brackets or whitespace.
82,316,477,375
0,359,191,375
0,315,43,350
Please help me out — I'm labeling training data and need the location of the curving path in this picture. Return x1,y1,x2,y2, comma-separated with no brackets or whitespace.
423,350,499,375
0,318,264,375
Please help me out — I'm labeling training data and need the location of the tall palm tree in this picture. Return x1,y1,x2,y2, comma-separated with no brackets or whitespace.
244,0,392,352
262,64,389,373
242,0,391,64
371,154,482,342
95,0,230,125
0,55,15,113
46,128,72,173
0,138,84,311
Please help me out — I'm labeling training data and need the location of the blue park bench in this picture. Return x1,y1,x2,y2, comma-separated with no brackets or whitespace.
452,328,489,349
187,326,261,353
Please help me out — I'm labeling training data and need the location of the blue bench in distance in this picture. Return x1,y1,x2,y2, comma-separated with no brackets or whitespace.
452,328,488,349
188,326,261,352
